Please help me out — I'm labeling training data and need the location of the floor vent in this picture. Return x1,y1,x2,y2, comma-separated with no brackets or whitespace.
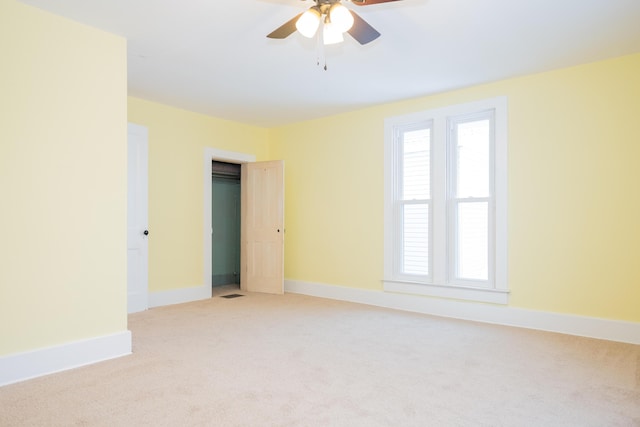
220,294,245,299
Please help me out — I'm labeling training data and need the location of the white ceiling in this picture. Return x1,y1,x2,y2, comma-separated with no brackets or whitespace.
19,0,640,127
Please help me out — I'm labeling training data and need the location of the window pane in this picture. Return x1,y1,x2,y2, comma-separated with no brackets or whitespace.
456,119,490,198
402,203,429,275
402,128,430,200
456,202,488,281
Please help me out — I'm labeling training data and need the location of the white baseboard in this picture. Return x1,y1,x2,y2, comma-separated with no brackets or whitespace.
148,284,211,308
0,331,132,387
285,280,640,345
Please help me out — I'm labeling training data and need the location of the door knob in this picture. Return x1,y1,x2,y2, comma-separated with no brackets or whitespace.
143,230,149,236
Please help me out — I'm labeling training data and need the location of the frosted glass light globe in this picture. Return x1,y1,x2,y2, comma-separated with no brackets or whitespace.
323,22,344,45
329,4,354,33
296,9,321,38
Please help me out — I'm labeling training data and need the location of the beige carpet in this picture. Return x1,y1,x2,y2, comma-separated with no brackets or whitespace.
1,290,638,426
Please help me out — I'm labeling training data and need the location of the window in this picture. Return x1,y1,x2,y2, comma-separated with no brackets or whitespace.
384,97,508,304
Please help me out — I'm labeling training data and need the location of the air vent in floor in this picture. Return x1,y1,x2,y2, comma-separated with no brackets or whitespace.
220,294,244,299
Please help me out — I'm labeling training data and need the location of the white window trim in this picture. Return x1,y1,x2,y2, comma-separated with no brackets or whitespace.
383,97,508,304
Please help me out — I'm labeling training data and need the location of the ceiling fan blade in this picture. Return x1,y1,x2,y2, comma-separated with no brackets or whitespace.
352,0,402,6
347,10,380,45
267,13,303,39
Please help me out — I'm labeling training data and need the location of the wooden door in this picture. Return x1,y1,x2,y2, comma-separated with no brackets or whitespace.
241,161,284,294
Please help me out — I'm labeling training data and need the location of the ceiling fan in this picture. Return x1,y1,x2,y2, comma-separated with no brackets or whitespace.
267,0,402,45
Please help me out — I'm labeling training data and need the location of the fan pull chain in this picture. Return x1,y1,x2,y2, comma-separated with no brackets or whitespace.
315,25,328,71
316,28,323,69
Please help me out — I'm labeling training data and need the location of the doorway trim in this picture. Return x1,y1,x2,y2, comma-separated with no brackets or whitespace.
203,148,256,296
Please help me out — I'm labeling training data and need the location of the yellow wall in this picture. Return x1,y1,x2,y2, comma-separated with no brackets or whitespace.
0,0,128,355
270,53,640,323
269,113,384,290
1,0,636,362
127,97,269,292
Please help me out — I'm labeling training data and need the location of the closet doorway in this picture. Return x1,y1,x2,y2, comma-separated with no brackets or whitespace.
211,161,241,295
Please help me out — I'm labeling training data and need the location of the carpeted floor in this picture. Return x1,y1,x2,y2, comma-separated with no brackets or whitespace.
1,291,638,426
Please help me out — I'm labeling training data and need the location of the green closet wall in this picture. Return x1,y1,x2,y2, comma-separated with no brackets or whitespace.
212,176,241,286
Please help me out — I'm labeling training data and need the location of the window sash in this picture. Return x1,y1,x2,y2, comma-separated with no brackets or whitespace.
449,198,493,286
393,122,433,281
396,200,431,280
448,111,495,287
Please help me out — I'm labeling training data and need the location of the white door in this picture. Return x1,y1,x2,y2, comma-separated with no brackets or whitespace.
241,160,284,294
127,123,149,313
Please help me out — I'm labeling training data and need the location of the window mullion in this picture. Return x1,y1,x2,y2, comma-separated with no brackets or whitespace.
446,117,457,286
431,116,447,285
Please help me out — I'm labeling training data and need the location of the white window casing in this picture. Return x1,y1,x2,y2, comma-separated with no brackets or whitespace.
384,97,508,304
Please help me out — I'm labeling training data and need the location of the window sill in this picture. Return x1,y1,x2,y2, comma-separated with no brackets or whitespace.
383,280,509,304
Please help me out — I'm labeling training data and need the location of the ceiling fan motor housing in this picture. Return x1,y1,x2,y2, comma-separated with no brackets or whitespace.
267,0,400,44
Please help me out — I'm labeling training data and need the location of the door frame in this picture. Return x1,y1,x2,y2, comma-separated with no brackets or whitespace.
203,148,256,296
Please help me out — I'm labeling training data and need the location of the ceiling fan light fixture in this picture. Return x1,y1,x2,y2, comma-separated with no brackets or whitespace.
329,3,354,33
296,8,321,38
323,22,344,45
